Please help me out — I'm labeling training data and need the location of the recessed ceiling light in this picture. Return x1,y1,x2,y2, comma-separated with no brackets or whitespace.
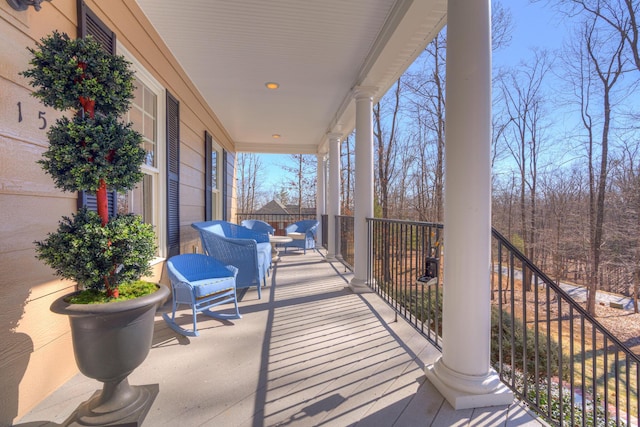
265,82,280,90
272,134,281,139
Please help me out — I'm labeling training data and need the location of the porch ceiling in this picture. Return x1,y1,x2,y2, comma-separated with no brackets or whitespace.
134,0,446,155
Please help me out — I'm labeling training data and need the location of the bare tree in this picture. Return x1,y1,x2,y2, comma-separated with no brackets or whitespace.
403,33,446,222
393,143,414,219
374,78,402,219
341,134,355,214
402,3,513,222
498,49,553,289
236,152,263,212
492,1,515,51
608,139,640,311
273,186,292,206
584,19,626,314
549,0,639,73
560,12,627,314
280,154,317,213
538,167,588,285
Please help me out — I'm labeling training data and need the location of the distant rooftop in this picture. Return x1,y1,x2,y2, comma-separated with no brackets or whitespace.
254,199,315,216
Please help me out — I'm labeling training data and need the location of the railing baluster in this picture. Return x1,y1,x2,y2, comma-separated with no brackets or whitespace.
580,314,586,426
534,273,540,409
558,297,564,426
497,241,504,381
592,322,598,427
510,251,516,391
522,263,529,395
626,356,630,427
569,304,575,426
604,335,609,427
615,348,620,426
629,363,640,425
546,284,552,422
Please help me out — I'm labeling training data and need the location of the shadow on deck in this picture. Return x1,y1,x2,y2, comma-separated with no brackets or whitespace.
16,250,546,426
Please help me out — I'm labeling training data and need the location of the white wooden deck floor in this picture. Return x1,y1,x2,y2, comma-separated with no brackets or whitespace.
17,250,547,427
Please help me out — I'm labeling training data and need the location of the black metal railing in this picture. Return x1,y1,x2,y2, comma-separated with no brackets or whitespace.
364,217,638,427
337,215,354,269
492,227,638,427
240,211,638,426
236,213,317,235
321,214,328,249
311,214,353,267
367,218,443,347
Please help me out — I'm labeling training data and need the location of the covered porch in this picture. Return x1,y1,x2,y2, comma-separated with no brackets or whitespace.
17,249,544,426
1,0,509,422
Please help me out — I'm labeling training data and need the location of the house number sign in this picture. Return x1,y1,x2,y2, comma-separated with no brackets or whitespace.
16,101,48,130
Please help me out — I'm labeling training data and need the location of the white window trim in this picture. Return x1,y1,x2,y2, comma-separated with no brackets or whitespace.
211,139,222,219
118,43,167,260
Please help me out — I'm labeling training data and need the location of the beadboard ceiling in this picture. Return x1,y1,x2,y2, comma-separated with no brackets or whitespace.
135,0,447,154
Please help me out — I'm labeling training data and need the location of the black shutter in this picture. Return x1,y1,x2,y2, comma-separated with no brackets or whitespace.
76,1,117,214
77,191,117,218
77,1,116,52
223,150,234,221
204,131,213,221
166,91,180,257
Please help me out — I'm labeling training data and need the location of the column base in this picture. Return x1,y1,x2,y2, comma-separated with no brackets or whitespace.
349,278,373,293
324,253,338,261
425,357,513,410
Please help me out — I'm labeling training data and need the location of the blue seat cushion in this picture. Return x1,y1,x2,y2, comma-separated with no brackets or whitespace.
190,276,236,299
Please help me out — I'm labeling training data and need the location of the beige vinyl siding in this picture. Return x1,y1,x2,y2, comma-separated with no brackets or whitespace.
0,0,237,422
1,5,80,424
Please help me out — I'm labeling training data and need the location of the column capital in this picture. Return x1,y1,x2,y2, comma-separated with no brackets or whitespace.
326,132,343,142
353,85,378,100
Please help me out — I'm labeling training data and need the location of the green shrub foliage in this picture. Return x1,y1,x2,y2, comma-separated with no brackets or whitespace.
41,115,144,193
35,209,155,291
24,31,154,298
491,306,566,380
20,31,135,116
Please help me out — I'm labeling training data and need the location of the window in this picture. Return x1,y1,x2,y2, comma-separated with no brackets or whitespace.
205,131,222,220
211,149,221,218
117,45,167,258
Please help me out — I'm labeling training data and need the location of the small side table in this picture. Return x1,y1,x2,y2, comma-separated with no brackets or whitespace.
269,235,293,262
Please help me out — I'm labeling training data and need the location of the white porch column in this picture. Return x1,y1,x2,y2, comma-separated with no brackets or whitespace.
316,152,326,249
326,133,341,260
349,86,376,293
425,0,513,409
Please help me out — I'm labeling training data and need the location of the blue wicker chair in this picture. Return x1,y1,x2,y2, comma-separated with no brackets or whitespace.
192,221,271,299
162,253,240,337
241,219,275,235
283,219,319,254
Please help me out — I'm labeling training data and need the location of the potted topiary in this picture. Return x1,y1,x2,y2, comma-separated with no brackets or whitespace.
21,31,170,425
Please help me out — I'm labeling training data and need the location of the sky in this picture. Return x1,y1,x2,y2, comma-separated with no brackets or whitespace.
497,0,566,67
250,1,568,194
